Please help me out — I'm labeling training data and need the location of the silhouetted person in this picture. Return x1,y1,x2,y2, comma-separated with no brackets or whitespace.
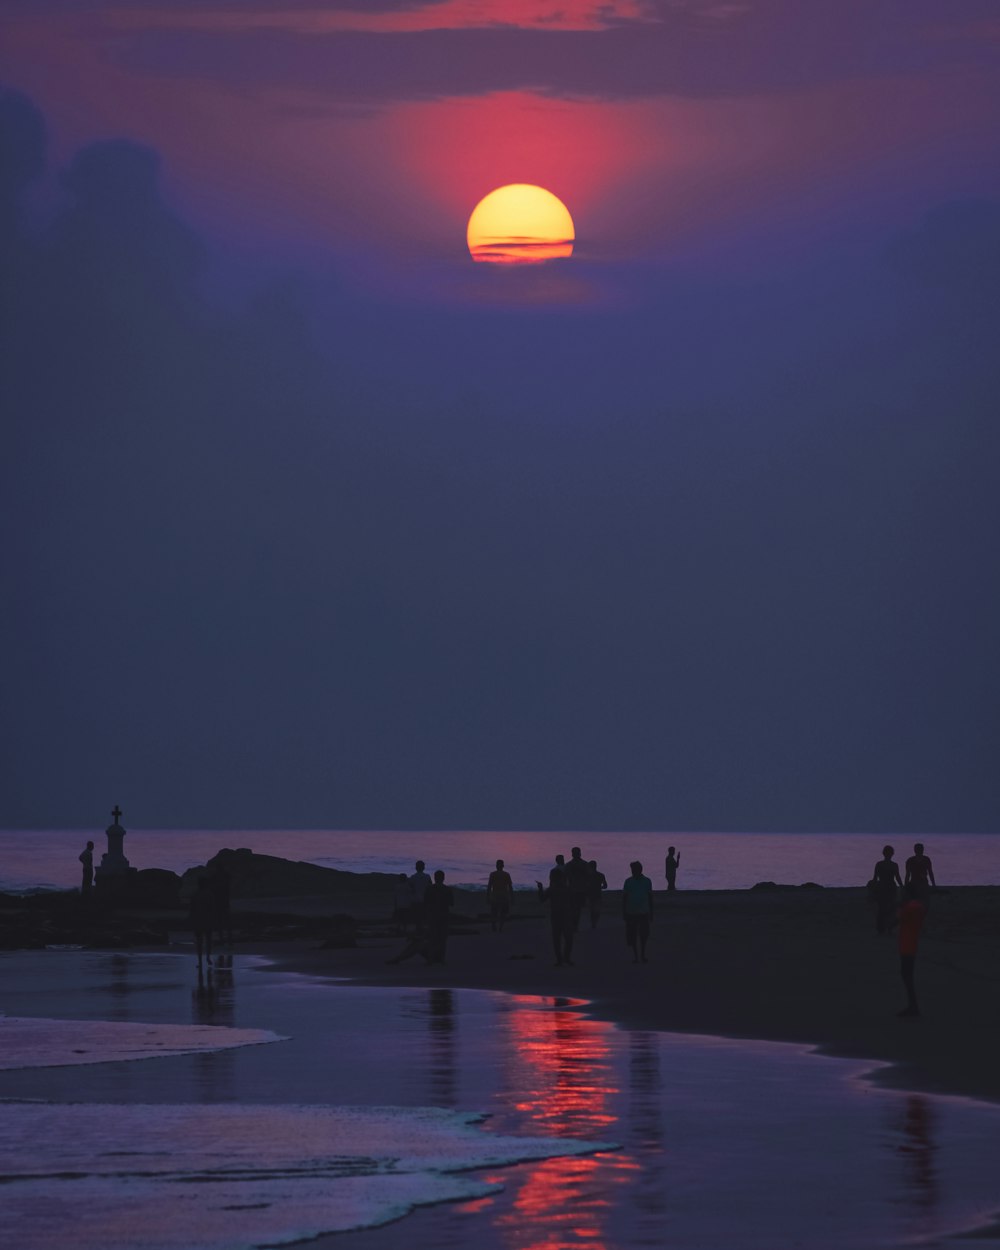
487,859,514,932
392,873,414,934
664,847,680,891
211,864,232,946
587,860,608,928
409,860,432,929
623,860,653,963
388,870,454,965
904,843,936,905
537,860,574,966
897,884,927,1017
872,845,902,934
190,875,215,968
79,840,94,896
565,846,590,932
423,870,454,965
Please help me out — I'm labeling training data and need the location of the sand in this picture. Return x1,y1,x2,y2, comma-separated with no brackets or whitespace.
257,883,1000,1105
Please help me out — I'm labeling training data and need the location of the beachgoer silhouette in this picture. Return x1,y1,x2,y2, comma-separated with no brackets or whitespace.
423,870,454,964
904,843,935,905
587,860,608,928
664,847,680,891
211,864,232,947
897,884,927,1017
565,847,590,932
387,869,454,964
79,840,95,896
409,860,432,929
622,860,654,963
392,872,414,934
487,859,514,932
872,845,902,934
537,859,574,966
190,875,215,968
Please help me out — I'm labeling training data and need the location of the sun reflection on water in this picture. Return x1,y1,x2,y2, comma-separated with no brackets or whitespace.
483,996,644,1250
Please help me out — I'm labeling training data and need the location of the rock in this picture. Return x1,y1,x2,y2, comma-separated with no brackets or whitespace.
180,848,398,901
130,868,182,909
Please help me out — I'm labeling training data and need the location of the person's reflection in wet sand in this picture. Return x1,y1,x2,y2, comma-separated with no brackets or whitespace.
426,988,456,1106
628,1029,666,1234
890,1093,939,1241
192,958,237,1101
108,953,132,1022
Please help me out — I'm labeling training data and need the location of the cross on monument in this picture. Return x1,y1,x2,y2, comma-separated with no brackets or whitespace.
112,805,122,824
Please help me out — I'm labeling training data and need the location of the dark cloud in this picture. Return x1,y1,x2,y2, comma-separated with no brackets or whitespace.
105,1,1000,103
2,88,998,832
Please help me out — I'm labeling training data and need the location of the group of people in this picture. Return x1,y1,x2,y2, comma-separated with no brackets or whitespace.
869,842,937,1017
386,846,669,969
388,861,455,965
536,848,655,966
189,866,232,968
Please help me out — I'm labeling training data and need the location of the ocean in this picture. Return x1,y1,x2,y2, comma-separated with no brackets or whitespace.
2,827,998,893
3,950,1000,1250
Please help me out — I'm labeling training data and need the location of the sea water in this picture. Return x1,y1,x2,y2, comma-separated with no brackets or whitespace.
2,828,999,892
2,950,1000,1249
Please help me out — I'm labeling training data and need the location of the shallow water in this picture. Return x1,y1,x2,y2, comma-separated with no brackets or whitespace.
3,828,999,892
2,951,1000,1249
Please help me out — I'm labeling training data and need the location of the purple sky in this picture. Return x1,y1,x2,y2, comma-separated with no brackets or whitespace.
2,3,999,831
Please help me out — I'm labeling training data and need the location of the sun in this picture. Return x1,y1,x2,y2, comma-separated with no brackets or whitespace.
467,184,575,264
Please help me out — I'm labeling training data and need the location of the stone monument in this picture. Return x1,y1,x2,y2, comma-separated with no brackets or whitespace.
95,804,135,896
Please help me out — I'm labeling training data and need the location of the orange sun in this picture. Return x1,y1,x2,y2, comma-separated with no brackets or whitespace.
467,184,575,264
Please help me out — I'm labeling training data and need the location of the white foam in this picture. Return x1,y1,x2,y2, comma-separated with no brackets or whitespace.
0,1102,616,1249
0,1017,284,1069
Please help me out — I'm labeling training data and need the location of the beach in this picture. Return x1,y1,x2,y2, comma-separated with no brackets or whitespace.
5,875,1000,1249
262,881,1000,1107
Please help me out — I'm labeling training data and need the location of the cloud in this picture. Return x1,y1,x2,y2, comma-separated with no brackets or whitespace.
6,0,994,109
2,87,999,831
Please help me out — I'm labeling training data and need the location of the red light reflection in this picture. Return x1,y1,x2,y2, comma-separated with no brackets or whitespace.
486,997,636,1250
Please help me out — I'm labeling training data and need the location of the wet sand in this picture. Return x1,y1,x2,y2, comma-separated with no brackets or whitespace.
257,884,1000,1105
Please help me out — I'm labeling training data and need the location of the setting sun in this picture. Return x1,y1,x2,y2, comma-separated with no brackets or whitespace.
467,184,575,264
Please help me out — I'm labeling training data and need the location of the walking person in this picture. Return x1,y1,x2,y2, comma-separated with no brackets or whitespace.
191,875,215,969
587,860,608,928
409,860,432,930
897,885,927,1017
487,859,514,932
623,860,654,964
79,840,95,897
871,845,902,934
904,844,936,906
537,859,574,966
664,847,680,892
423,870,454,965
565,847,590,933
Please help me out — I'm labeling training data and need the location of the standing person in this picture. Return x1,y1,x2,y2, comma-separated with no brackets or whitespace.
392,873,414,934
623,860,654,964
487,859,514,932
423,870,454,965
587,860,608,928
871,845,902,934
409,860,432,929
537,860,574,966
211,864,232,947
664,847,680,892
904,844,936,905
565,847,590,932
190,875,215,969
897,885,927,1017
79,840,95,897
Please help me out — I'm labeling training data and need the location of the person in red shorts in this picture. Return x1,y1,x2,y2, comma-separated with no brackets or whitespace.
897,885,927,1017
